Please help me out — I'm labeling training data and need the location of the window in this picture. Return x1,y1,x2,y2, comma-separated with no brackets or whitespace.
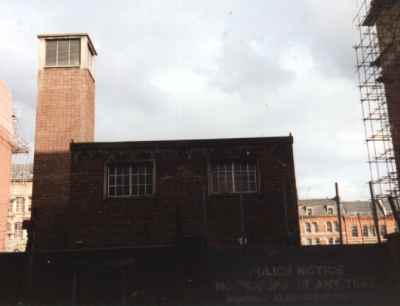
326,221,333,232
380,225,387,236
362,225,369,237
306,208,313,216
16,197,24,213
46,39,80,66
334,221,339,232
326,207,334,215
351,225,359,237
305,222,311,233
14,222,22,238
8,201,14,214
107,162,154,197
316,238,320,245
312,222,319,232
209,161,257,194
370,225,376,236
328,238,334,245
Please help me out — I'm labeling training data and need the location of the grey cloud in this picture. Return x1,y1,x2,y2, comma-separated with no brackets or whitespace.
0,0,371,200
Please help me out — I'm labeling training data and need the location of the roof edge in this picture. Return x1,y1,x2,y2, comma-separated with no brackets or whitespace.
37,33,97,55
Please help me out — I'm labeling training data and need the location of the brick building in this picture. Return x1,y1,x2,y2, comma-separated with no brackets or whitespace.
31,33,300,251
0,81,13,251
299,199,397,245
5,164,33,252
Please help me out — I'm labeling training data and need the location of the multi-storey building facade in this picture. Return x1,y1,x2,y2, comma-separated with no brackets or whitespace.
299,199,397,245
0,81,13,251
5,164,33,252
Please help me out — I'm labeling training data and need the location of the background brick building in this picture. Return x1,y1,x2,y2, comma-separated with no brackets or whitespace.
5,164,33,252
299,199,397,245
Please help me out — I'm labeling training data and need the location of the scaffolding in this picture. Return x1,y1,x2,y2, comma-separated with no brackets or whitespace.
354,0,400,205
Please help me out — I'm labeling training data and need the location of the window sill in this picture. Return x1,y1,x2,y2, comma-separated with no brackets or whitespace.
44,65,80,69
105,194,157,200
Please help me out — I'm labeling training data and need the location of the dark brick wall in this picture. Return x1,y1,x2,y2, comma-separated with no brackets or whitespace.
32,68,95,250
67,137,300,249
1,244,399,305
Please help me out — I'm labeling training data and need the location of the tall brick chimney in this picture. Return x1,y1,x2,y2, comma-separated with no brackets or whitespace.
32,33,97,250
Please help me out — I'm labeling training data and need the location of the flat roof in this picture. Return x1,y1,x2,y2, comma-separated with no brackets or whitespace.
71,136,293,151
37,33,97,55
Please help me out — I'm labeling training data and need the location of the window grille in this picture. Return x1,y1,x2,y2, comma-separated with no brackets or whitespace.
209,161,257,194
107,162,154,197
45,39,81,67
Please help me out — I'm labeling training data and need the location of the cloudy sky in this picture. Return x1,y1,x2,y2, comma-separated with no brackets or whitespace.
1,0,370,200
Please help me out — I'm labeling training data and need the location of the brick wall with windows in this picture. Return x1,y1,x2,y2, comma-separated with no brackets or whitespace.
66,137,299,249
299,199,398,246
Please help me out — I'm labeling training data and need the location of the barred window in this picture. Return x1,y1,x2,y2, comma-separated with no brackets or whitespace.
209,161,257,194
107,162,154,197
46,39,81,66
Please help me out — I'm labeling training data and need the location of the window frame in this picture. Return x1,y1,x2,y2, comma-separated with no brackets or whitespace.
305,222,312,233
45,38,81,68
326,221,333,232
351,225,359,237
362,225,369,237
380,224,387,236
208,160,259,195
105,160,156,199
